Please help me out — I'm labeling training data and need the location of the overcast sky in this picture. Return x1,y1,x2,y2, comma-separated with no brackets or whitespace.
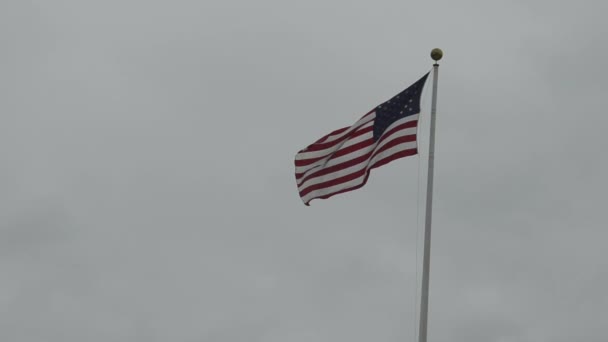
2,0,608,341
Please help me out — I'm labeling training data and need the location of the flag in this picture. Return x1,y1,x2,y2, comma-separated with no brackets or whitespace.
294,72,429,205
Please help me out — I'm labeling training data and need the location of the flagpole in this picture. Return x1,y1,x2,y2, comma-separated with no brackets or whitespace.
418,48,442,342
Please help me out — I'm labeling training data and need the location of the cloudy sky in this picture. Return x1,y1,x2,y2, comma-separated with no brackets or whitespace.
2,0,607,341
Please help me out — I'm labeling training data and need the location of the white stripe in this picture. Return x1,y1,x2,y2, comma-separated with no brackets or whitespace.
368,140,416,167
322,112,376,144
297,127,417,188
295,132,374,176
301,172,367,204
296,121,375,160
300,141,417,203
298,139,417,191
295,117,418,176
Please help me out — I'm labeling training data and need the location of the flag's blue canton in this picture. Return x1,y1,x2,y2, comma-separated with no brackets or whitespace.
373,73,429,141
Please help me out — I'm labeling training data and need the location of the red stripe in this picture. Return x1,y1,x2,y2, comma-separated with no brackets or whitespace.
302,148,418,205
381,119,418,138
296,132,417,185
313,126,349,145
299,166,369,197
295,119,417,167
370,148,418,170
298,111,375,153
297,149,376,185
298,134,417,196
294,127,374,167
375,133,417,154
302,125,374,152
328,138,374,159
303,118,416,156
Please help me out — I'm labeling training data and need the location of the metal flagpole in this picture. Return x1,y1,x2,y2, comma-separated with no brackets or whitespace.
418,48,442,342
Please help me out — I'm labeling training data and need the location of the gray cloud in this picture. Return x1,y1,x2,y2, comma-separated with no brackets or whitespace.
1,0,607,341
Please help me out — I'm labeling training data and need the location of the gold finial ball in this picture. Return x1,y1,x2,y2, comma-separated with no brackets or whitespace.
430,48,443,61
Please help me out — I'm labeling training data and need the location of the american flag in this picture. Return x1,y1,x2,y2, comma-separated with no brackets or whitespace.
295,73,429,205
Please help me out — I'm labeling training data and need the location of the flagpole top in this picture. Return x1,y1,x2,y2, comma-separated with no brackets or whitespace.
430,48,443,64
